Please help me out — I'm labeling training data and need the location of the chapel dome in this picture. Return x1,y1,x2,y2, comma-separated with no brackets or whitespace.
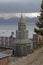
18,14,26,25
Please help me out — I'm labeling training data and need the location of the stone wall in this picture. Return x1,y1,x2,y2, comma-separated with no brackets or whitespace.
33,34,38,49
33,34,43,48
15,44,32,56
38,34,43,44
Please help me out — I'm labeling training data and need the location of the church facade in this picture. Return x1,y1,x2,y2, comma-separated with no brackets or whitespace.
14,14,33,56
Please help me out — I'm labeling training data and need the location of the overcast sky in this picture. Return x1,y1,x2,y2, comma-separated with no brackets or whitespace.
0,0,41,3
0,0,42,13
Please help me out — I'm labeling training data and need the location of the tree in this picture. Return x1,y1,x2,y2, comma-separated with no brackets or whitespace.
34,0,43,47
34,0,43,35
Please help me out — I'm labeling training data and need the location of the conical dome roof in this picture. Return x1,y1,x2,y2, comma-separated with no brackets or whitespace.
18,14,26,25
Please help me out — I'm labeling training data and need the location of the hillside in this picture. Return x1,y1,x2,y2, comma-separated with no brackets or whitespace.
8,47,43,65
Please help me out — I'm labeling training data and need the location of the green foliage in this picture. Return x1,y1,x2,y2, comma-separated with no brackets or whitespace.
34,28,40,33
34,0,43,36
36,22,42,28
41,0,43,9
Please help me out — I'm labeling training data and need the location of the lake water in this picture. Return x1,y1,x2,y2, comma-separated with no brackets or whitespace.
0,23,35,38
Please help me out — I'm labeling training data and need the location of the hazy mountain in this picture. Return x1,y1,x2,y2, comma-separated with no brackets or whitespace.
0,17,37,25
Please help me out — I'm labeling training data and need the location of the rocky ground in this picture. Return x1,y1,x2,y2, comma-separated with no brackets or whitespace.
8,47,43,65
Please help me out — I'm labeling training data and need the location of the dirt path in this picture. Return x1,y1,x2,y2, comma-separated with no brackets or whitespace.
8,47,43,65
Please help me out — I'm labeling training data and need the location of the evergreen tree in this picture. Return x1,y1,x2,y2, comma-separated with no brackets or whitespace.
34,0,43,35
